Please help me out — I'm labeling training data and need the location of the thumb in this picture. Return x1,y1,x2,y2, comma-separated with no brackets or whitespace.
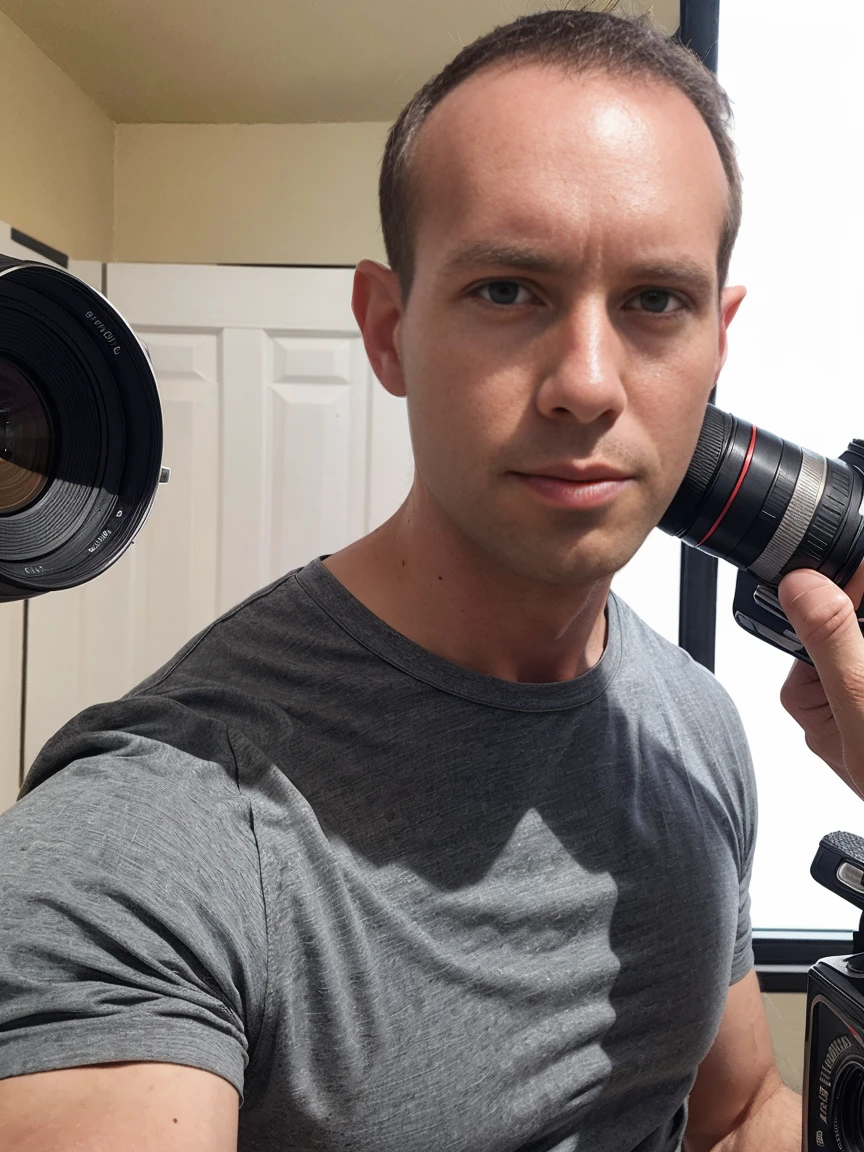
777,567,864,705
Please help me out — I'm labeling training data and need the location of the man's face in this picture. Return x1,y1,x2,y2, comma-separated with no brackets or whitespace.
368,65,742,587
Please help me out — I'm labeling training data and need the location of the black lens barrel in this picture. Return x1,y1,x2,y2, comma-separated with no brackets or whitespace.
659,403,731,538
833,1057,864,1152
660,403,864,592
0,256,162,602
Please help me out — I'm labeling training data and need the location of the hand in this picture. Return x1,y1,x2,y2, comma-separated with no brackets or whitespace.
777,562,864,801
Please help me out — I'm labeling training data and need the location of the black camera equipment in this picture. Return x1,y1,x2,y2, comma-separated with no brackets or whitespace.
659,403,864,665
0,255,164,603
661,414,864,1148
806,832,864,1150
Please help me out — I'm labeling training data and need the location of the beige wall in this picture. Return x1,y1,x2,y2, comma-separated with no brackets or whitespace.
0,10,114,260
764,991,806,1093
114,122,389,265
1,15,386,267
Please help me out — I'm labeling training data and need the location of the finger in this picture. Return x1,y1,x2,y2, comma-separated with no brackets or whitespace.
778,568,864,741
782,657,821,696
784,654,821,686
797,702,834,728
843,554,864,616
780,665,831,719
782,677,830,713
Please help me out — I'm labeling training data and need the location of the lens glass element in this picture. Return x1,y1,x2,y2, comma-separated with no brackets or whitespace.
835,1057,864,1152
0,357,52,515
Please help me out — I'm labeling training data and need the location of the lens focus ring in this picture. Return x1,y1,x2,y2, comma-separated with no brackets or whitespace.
798,459,852,565
750,449,827,583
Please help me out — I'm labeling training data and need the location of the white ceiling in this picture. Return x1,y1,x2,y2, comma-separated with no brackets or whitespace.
0,0,680,124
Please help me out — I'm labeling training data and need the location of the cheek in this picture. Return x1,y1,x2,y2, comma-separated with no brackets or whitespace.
625,348,717,478
402,325,527,455
408,377,521,483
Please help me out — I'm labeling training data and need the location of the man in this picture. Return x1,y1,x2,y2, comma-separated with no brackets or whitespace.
0,9,817,1151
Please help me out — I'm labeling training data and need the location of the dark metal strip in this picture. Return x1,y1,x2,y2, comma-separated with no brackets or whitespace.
674,2,721,670
677,0,720,73
9,228,69,269
678,546,718,669
755,936,855,992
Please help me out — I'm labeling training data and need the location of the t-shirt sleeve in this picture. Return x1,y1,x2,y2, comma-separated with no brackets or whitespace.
683,652,758,988
723,696,758,987
730,823,755,984
0,732,268,1100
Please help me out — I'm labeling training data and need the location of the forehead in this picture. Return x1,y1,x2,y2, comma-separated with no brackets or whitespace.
407,64,729,280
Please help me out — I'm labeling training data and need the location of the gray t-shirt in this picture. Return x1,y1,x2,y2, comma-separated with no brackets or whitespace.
0,558,756,1152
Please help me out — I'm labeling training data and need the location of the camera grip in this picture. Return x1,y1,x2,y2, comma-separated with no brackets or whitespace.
811,831,864,911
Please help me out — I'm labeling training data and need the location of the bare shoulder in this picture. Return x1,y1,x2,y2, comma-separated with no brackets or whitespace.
0,1061,239,1152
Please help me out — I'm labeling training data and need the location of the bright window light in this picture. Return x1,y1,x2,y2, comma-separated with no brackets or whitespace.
714,0,864,934
614,0,864,936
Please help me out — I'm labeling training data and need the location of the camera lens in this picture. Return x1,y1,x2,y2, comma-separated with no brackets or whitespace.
833,1057,864,1151
0,256,163,602
0,359,52,515
659,404,864,591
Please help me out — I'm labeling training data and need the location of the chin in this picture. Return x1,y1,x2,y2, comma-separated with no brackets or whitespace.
484,538,636,589
545,520,661,584
447,489,658,587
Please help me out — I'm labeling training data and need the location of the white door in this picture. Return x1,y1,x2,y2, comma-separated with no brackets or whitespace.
23,263,413,767
0,602,23,811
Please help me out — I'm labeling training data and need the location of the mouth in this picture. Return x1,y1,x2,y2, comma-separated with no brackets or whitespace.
510,464,634,510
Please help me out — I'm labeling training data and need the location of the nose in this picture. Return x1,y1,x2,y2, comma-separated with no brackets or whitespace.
534,298,627,426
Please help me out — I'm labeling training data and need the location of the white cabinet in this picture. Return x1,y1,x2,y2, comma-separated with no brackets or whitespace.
0,602,23,810
22,264,414,767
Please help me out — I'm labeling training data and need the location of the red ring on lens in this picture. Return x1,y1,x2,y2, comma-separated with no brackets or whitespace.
697,423,758,548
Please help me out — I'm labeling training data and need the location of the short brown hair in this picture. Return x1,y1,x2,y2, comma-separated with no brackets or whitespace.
379,8,742,297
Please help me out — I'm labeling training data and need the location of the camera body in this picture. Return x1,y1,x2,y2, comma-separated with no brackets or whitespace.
805,957,864,1150
804,831,864,1150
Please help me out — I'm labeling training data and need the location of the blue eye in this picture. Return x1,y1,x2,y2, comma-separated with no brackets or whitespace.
477,281,533,306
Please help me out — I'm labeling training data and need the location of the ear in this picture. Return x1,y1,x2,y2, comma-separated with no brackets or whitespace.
352,260,406,398
713,284,747,383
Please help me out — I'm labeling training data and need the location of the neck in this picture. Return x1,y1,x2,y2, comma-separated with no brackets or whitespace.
324,484,611,684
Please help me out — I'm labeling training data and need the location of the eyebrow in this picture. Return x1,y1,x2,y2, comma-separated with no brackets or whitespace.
442,242,568,275
628,260,717,297
440,242,717,296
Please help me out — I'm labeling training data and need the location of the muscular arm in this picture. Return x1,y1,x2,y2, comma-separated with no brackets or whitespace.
684,970,801,1152
0,1062,239,1152
0,741,266,1152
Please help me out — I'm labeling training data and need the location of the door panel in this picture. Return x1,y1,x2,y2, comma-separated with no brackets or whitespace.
269,382,352,574
131,329,221,655
24,328,221,766
0,602,23,812
266,335,368,583
22,265,383,768
368,384,413,531
221,326,373,610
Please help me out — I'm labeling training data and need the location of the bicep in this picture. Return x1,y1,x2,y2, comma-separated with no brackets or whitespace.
684,969,782,1152
0,751,266,1106
0,1061,239,1152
